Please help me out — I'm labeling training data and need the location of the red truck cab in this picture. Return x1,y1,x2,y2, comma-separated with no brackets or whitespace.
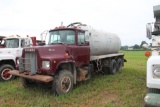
9,27,90,95
21,27,90,75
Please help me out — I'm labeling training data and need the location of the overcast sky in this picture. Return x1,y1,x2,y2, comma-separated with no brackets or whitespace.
0,0,160,46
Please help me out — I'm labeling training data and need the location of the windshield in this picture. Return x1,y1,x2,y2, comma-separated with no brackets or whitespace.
5,38,19,48
48,30,75,44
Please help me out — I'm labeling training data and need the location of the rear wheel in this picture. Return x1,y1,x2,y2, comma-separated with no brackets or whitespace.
52,70,73,95
116,58,122,71
0,64,15,81
109,59,117,75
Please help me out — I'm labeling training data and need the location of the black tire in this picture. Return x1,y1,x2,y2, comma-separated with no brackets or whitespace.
0,64,15,81
109,59,117,75
116,58,122,71
147,88,160,94
52,70,73,95
21,77,35,88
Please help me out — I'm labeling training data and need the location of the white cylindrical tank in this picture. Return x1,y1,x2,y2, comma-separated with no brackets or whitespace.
78,25,121,56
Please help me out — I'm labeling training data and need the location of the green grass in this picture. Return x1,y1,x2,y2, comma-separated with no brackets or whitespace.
0,51,148,107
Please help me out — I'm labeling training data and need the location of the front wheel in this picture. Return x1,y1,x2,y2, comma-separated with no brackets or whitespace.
52,70,73,95
0,64,15,81
116,58,122,71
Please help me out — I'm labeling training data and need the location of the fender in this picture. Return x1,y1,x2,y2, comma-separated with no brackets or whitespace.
55,59,76,71
0,54,16,62
55,60,77,84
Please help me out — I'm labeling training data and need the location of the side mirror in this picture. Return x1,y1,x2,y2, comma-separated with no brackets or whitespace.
146,23,152,39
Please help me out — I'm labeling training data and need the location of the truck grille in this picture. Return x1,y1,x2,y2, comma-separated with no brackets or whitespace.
19,52,38,75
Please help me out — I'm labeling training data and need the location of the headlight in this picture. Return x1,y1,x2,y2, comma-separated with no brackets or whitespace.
154,68,160,77
42,61,50,69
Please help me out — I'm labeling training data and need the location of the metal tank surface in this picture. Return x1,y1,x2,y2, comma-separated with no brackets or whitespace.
78,25,121,56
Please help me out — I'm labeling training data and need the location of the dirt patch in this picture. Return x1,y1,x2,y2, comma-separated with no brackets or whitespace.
0,98,3,103
77,91,117,107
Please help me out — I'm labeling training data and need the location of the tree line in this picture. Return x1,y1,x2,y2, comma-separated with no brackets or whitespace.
121,41,151,50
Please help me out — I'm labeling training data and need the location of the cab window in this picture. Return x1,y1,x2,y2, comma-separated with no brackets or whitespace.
49,30,75,44
21,39,31,47
78,31,85,45
6,38,19,48
21,39,26,47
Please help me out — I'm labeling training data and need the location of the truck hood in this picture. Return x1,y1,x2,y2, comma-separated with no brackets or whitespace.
0,48,21,60
0,54,16,61
23,45,67,59
0,48,21,57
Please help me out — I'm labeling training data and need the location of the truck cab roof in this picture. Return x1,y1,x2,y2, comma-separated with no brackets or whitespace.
49,27,86,32
3,37,29,40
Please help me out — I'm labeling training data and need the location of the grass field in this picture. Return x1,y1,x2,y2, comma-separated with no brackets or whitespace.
0,51,148,107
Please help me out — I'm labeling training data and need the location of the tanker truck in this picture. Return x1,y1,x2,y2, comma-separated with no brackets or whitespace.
144,5,160,106
9,22,125,95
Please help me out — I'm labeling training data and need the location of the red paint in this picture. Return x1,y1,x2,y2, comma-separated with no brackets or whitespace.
22,28,90,75
30,37,37,46
2,69,11,79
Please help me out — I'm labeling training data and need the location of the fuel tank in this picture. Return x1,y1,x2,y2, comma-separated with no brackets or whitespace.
78,25,121,56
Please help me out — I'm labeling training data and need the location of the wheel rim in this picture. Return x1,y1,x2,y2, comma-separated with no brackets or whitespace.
61,76,71,93
1,68,12,80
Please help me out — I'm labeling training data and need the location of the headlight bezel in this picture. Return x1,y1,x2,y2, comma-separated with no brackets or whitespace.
42,60,50,69
153,64,160,78
154,68,160,78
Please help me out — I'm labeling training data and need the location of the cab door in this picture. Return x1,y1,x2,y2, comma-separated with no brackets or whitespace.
16,38,24,57
76,31,90,66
